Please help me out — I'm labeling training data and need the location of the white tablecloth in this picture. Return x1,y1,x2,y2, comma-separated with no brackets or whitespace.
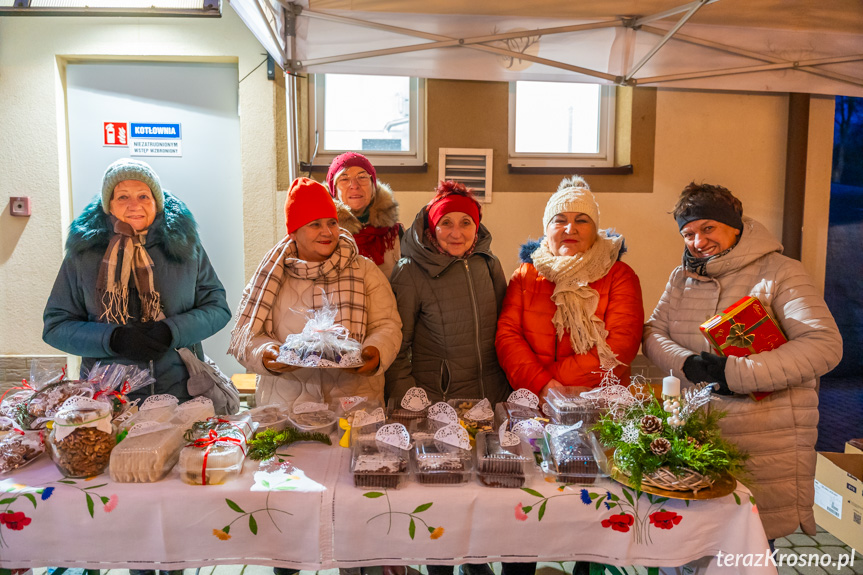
0,443,774,574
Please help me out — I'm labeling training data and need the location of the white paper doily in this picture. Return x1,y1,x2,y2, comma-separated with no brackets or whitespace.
511,418,545,439
428,402,458,425
140,394,179,411
353,408,385,428
293,402,330,414
401,387,431,411
498,422,522,447
465,398,494,421
508,389,539,409
339,396,366,411
375,423,411,450
433,423,469,449
546,422,583,439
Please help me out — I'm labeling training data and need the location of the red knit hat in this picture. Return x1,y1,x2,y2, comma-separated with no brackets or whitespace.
326,152,377,197
427,181,481,230
284,177,337,234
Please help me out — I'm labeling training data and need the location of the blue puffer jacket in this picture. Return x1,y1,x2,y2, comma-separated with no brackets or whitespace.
43,191,231,402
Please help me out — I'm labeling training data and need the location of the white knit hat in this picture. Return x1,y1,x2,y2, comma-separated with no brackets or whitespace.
542,175,600,230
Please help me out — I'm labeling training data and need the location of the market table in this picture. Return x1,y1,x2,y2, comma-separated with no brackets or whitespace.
0,442,773,574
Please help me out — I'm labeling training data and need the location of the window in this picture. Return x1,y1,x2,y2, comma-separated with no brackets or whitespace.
307,74,425,167
508,81,615,168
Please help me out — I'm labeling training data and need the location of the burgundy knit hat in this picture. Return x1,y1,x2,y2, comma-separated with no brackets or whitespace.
326,152,377,197
284,177,337,234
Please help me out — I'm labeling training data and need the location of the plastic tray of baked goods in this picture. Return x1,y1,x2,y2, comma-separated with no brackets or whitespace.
170,397,216,429
109,421,185,483
538,426,608,485
350,437,410,489
288,406,338,435
411,436,473,486
386,397,428,426
493,402,546,434
475,430,532,488
248,404,291,434
544,387,603,427
117,394,179,433
447,398,494,435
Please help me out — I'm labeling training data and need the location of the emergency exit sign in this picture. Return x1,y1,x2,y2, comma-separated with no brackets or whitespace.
130,122,183,157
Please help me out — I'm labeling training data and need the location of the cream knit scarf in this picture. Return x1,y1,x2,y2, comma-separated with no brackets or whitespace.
531,231,624,370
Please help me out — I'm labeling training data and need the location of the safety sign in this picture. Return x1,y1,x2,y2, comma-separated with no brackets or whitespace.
129,122,183,157
103,122,129,146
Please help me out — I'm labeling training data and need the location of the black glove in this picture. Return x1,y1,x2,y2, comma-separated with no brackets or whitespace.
699,351,732,395
144,321,173,348
682,354,712,385
110,322,171,361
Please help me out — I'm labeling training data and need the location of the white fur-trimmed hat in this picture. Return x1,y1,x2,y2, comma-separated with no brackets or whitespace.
101,158,164,214
542,175,600,230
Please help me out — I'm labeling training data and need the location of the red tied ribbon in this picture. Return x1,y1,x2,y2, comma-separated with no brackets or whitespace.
93,389,128,404
119,380,132,395
0,380,36,406
188,429,245,486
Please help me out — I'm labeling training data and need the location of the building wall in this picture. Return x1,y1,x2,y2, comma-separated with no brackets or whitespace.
0,8,277,368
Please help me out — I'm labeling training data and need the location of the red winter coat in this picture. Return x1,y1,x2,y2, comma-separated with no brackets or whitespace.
496,258,644,393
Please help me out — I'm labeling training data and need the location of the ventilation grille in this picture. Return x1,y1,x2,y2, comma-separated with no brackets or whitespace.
438,148,493,203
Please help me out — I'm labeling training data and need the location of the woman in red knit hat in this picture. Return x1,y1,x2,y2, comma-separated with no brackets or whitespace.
229,177,402,412
327,152,403,278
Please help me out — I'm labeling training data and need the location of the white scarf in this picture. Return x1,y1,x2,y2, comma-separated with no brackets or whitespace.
531,230,624,370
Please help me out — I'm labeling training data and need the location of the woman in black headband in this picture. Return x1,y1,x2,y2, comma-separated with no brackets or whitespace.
643,182,842,547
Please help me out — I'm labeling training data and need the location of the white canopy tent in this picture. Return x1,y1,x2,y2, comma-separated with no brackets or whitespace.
228,0,863,97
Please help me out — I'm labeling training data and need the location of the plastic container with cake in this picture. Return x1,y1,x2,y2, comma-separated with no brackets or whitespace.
248,404,291,435
109,421,185,483
170,397,216,429
350,437,409,489
407,418,447,442
538,427,608,485
411,437,472,486
544,387,603,427
475,430,531,488
386,397,428,426
116,394,179,433
288,406,338,435
493,402,546,434
177,415,251,485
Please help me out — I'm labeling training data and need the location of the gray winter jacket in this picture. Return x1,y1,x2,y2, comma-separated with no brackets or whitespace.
386,208,511,405
643,216,842,539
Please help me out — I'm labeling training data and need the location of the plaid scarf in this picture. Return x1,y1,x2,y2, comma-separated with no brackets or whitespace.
229,231,366,361
96,217,162,324
531,231,624,370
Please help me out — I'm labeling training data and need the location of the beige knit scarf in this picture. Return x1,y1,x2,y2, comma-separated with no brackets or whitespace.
229,232,366,361
97,218,162,324
531,231,624,370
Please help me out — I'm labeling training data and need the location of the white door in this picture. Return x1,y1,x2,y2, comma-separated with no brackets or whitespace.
66,60,244,376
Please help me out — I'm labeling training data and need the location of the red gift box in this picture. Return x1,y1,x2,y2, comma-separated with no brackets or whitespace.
700,296,787,400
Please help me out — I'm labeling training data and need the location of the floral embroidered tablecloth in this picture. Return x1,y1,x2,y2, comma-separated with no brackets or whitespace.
0,443,772,574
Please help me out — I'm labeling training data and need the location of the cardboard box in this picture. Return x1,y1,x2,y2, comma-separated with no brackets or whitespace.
847,439,863,456
813,452,863,551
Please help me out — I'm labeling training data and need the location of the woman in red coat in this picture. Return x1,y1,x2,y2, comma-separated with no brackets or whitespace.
496,176,644,400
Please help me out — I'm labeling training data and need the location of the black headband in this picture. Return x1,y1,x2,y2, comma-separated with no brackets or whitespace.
675,200,743,231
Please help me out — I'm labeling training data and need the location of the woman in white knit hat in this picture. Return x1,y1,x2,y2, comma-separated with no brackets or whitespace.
496,175,644,401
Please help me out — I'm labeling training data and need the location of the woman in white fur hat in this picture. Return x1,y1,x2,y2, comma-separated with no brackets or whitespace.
496,175,644,401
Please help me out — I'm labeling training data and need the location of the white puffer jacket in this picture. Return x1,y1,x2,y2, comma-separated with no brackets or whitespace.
237,256,402,410
643,216,842,540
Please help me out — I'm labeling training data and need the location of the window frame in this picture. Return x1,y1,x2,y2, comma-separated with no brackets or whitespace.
507,81,616,168
306,73,426,167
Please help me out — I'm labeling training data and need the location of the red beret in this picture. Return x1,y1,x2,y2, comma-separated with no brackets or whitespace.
326,152,377,197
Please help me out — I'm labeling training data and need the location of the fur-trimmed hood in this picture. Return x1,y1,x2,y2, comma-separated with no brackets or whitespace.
66,191,200,262
335,181,399,235
519,230,627,264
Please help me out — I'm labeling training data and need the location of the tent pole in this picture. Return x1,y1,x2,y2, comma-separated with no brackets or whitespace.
625,0,711,81
251,0,289,66
635,54,863,85
633,0,721,27
782,93,810,260
640,25,863,88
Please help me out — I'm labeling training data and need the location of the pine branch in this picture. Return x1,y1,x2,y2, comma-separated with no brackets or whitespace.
247,426,332,461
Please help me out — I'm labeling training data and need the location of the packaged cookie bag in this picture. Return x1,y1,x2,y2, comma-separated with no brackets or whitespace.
277,292,363,368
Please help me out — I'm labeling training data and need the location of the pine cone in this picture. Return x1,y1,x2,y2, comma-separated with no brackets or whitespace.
687,436,702,449
640,415,663,434
650,437,671,456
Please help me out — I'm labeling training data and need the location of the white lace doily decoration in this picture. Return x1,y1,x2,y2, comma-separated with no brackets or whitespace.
507,389,539,409
427,402,458,424
127,421,175,438
339,396,366,411
541,402,554,417
177,396,214,411
375,423,411,450
466,398,493,421
498,422,521,447
621,420,640,444
352,407,385,428
546,422,583,439
293,402,329,414
54,396,113,440
511,418,545,439
433,423,470,449
401,387,431,411
57,396,106,414
140,394,179,411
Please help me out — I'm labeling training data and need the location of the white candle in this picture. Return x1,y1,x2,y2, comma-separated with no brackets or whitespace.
662,371,681,397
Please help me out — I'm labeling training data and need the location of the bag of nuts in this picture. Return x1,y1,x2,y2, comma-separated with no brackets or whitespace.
46,397,116,478
0,429,45,474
